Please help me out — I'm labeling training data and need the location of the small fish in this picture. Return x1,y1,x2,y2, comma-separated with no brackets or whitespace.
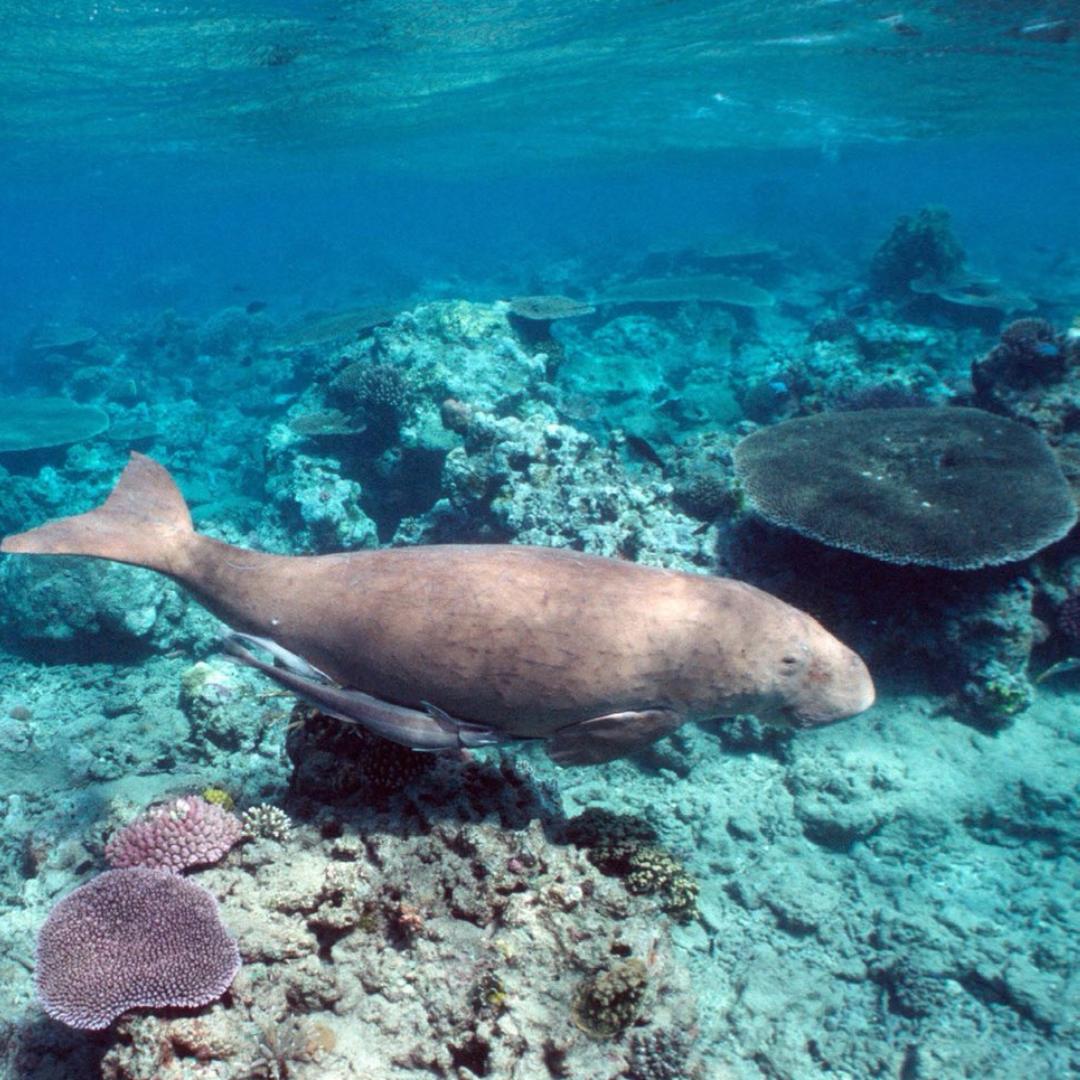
246,300,268,314
624,433,666,470
878,14,920,37
1035,657,1080,684
1012,20,1072,44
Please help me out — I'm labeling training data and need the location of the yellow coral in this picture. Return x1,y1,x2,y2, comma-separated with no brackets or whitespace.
201,786,235,812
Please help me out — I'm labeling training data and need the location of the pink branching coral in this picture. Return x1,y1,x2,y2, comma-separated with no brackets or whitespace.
105,795,243,873
36,867,240,1030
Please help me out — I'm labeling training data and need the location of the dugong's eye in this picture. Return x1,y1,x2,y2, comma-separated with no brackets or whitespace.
780,655,801,674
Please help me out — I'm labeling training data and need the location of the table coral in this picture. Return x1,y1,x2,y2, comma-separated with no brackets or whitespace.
36,867,239,1030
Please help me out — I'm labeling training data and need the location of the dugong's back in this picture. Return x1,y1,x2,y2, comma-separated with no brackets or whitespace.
258,544,779,733
188,541,870,735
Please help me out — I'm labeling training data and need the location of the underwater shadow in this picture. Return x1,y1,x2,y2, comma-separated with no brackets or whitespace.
281,712,572,846
0,632,158,667
10,1015,109,1080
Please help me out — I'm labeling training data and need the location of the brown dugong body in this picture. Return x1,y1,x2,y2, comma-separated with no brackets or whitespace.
1,453,875,763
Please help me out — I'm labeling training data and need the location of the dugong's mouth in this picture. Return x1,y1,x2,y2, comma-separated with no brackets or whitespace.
792,675,876,728
788,707,844,730
765,704,828,731
769,705,853,731
751,702,809,730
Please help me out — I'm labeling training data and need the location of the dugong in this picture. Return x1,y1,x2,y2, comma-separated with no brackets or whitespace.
1,453,874,764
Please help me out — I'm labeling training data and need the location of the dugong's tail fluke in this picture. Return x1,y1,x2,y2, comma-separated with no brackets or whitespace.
0,452,193,575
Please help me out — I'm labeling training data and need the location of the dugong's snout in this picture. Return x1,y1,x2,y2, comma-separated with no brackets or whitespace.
794,646,876,727
768,631,876,730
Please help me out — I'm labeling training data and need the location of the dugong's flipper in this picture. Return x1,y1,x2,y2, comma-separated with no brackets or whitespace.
547,709,685,766
221,631,507,752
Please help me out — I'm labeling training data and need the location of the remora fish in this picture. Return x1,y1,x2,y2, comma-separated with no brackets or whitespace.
0,453,874,765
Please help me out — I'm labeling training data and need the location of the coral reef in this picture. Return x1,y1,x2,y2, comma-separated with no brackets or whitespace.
624,847,700,924
672,465,737,522
970,317,1080,512
179,663,250,752
0,397,110,453
600,273,775,309
971,316,1080,442
28,325,99,356
264,452,379,553
667,430,741,525
1055,591,1080,649
285,707,437,800
940,575,1042,727
196,307,268,359
730,318,959,424
1,269,1078,1080
556,305,741,438
261,299,553,543
288,408,363,438
71,750,695,1078
909,270,1035,317
329,361,413,434
831,383,928,411
626,1026,699,1080
806,313,859,344
1,555,209,657
506,294,594,376
413,409,715,569
200,787,235,812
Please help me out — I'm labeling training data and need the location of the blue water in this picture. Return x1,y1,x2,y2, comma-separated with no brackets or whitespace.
5,141,1079,361
3,2,1080,345
2,3,1079,1078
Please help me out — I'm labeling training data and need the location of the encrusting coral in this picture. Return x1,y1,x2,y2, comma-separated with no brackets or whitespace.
566,807,700,923
571,958,649,1038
